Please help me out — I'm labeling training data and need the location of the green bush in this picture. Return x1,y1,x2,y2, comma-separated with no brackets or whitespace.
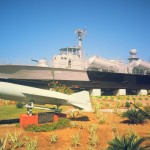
24,118,70,132
16,102,24,108
107,134,150,150
125,102,130,109
122,108,147,124
132,97,136,101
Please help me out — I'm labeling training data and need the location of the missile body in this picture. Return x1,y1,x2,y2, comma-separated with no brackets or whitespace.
0,81,92,111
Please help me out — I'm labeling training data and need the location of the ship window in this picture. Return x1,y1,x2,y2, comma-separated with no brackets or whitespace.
68,60,71,68
73,49,77,55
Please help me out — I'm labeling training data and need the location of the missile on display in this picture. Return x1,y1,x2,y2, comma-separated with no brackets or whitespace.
0,82,92,112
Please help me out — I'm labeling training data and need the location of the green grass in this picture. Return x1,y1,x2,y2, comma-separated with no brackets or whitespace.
0,105,48,120
0,104,72,120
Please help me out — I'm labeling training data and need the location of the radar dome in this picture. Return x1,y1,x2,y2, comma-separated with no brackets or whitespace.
130,49,137,55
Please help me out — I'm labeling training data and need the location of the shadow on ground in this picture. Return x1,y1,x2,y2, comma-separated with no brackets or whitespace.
70,116,90,121
0,118,19,124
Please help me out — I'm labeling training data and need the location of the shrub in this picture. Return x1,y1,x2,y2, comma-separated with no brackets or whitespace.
8,131,24,149
50,134,58,144
70,122,78,128
68,110,82,120
107,134,150,150
71,133,80,147
96,110,103,118
87,146,96,150
112,125,117,134
125,101,130,109
98,114,107,125
144,105,150,115
16,102,24,108
92,102,102,113
88,124,98,135
116,102,123,108
88,133,99,147
127,129,139,139
25,137,37,150
79,124,84,129
25,118,70,132
135,102,143,107
0,135,8,150
122,108,147,124
132,97,136,101
51,82,74,94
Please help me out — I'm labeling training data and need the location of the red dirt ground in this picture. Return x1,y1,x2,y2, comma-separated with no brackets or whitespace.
0,111,150,150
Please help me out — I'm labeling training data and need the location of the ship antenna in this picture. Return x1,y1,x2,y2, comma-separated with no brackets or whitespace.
75,28,87,58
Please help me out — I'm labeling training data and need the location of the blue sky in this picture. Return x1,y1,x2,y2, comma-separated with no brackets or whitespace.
0,0,150,64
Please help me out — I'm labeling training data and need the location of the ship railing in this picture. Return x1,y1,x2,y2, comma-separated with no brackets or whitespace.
87,66,150,75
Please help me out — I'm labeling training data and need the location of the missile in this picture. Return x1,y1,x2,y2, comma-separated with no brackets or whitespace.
0,81,92,112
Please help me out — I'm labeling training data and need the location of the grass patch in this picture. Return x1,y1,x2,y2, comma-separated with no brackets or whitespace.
24,118,71,132
0,105,48,120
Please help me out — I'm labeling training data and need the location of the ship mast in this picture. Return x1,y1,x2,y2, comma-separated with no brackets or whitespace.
75,28,86,58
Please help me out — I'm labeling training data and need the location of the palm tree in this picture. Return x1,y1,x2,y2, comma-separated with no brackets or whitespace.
107,134,150,150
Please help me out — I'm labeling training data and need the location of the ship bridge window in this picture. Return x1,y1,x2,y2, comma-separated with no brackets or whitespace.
73,49,77,55
60,49,67,55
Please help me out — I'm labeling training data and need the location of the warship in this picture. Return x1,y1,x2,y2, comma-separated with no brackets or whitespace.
0,29,150,95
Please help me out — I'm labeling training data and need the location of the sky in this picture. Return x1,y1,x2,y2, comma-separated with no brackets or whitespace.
0,0,150,64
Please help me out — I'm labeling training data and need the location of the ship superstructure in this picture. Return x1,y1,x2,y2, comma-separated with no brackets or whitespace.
0,29,150,96
51,29,87,70
50,28,150,75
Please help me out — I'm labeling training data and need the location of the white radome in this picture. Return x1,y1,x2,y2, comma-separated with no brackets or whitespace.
130,49,137,55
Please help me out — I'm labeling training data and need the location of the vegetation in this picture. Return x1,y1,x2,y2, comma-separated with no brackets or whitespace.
135,102,143,107
25,137,37,150
8,131,24,149
125,101,131,109
88,124,98,135
143,105,150,115
0,105,48,120
16,102,24,108
49,81,75,94
50,134,58,144
24,118,71,132
0,135,7,150
88,133,99,147
0,95,150,149
112,125,118,135
107,134,150,150
122,108,148,124
68,110,83,120
98,114,107,125
71,133,81,147
70,121,78,128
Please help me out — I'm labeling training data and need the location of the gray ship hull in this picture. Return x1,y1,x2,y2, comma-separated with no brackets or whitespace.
0,65,150,92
